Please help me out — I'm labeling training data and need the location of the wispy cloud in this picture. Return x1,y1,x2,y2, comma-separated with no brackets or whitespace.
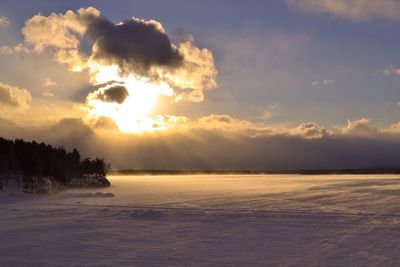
382,66,400,76
0,16,9,27
0,43,29,55
311,79,333,88
260,104,280,120
41,78,57,97
287,0,400,22
43,78,57,88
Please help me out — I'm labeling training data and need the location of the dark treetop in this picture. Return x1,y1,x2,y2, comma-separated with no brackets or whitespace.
0,137,109,187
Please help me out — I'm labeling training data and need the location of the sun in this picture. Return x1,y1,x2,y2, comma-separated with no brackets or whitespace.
86,65,174,133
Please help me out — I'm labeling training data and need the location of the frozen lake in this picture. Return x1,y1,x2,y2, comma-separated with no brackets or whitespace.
2,174,400,266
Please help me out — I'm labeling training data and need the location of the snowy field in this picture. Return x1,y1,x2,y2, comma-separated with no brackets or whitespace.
2,174,400,266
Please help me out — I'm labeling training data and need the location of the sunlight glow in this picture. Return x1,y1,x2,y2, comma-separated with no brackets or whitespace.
86,64,174,133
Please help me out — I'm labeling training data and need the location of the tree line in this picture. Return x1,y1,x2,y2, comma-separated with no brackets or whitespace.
0,137,109,188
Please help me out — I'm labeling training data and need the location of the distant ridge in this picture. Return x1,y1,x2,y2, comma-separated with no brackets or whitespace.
110,167,400,176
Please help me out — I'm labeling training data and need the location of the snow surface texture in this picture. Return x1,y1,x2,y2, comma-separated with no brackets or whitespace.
1,174,400,266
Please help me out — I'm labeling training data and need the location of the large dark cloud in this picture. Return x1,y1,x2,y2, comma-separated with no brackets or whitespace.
86,16,183,73
22,7,217,102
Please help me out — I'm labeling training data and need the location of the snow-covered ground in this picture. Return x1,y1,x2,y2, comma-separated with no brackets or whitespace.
2,174,400,266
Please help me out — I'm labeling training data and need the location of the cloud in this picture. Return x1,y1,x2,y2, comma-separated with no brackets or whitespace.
22,7,217,102
43,78,57,87
0,117,96,152
291,122,328,139
40,78,57,97
382,66,400,76
287,0,400,21
0,43,29,55
41,90,55,97
90,84,129,104
21,7,97,71
92,116,119,132
172,27,192,43
2,116,400,170
195,114,275,136
165,37,217,102
49,117,94,141
22,9,95,52
385,122,400,134
260,104,280,120
342,118,377,137
0,82,32,111
87,17,183,74
0,16,9,28
311,79,333,88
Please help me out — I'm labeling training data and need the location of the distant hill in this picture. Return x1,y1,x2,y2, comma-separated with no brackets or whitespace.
110,168,400,176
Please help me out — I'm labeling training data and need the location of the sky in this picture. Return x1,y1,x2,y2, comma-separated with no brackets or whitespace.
1,0,400,170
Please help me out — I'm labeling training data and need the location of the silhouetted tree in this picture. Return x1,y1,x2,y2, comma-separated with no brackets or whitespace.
0,137,109,189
